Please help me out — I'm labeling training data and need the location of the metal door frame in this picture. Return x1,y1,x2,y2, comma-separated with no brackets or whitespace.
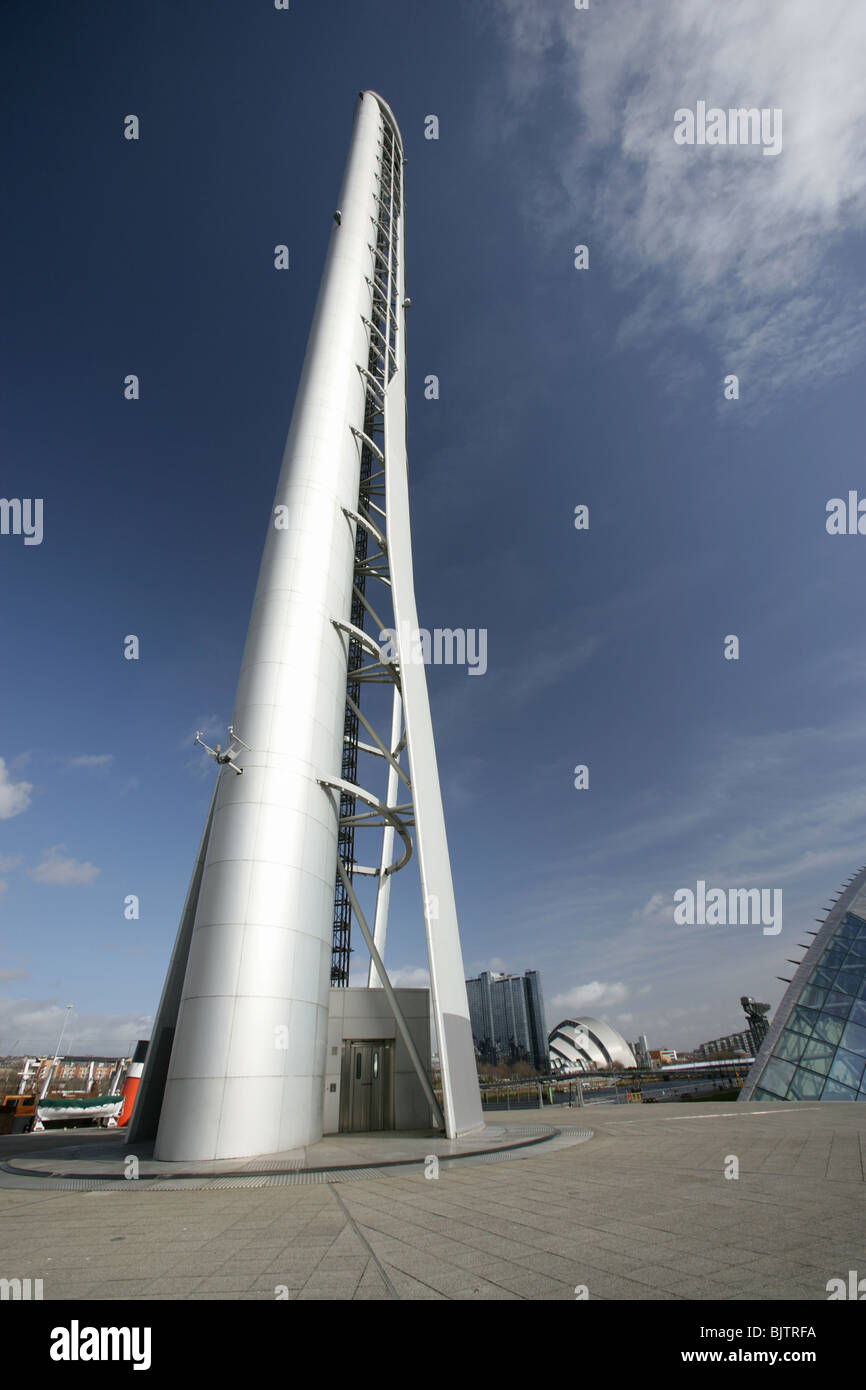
339,1038,395,1132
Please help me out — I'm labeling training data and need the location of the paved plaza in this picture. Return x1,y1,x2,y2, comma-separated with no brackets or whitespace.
0,1101,862,1300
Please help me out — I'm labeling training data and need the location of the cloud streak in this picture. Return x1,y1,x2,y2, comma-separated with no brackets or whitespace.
28,847,100,886
495,0,866,396
550,980,630,1015
0,998,151,1056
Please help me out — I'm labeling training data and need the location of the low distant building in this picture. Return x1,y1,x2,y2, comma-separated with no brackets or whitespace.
694,1031,752,1060
549,1018,637,1073
10,1055,128,1098
649,1048,677,1066
693,999,770,1060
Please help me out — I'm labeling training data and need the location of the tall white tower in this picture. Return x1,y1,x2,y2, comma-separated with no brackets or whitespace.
132,92,483,1161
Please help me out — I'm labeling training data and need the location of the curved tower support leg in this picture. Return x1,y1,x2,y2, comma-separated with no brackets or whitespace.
380,222,484,1136
128,781,217,1145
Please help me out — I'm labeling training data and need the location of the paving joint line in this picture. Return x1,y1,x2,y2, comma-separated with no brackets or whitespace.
328,1183,400,1301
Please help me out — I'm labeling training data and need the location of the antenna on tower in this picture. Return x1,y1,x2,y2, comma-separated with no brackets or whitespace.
193,725,249,775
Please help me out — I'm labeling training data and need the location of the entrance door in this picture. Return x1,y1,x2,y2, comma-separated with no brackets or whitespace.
339,1040,395,1132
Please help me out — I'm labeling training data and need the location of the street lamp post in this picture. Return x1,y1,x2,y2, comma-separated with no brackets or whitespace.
38,1004,73,1101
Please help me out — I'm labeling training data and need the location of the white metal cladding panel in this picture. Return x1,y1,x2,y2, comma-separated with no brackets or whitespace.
156,95,385,1161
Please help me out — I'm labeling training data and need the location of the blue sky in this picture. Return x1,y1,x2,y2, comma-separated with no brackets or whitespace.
2,0,866,1059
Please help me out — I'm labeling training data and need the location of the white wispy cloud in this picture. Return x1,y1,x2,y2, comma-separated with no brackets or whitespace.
495,0,866,396
28,846,100,886
634,893,671,925
0,758,32,820
346,963,432,990
0,998,151,1056
466,957,509,976
386,966,431,989
67,754,114,769
550,980,629,1014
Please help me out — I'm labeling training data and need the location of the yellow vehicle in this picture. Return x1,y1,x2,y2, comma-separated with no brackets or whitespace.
0,1093,36,1135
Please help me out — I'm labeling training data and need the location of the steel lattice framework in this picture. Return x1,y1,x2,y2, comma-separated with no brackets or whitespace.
330,112,402,988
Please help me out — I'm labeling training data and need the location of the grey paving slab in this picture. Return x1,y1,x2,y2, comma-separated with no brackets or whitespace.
0,1101,863,1300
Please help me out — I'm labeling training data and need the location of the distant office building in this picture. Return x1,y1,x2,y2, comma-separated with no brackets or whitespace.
694,1031,752,1060
741,866,866,1102
466,970,548,1069
465,973,494,1058
524,972,547,1071
549,1018,637,1073
630,1034,651,1066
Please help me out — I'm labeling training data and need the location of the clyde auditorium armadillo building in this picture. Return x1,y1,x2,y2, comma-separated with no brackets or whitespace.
549,1017,637,1073
740,865,866,1102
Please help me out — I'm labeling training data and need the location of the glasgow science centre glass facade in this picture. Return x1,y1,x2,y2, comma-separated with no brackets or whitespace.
741,866,866,1103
